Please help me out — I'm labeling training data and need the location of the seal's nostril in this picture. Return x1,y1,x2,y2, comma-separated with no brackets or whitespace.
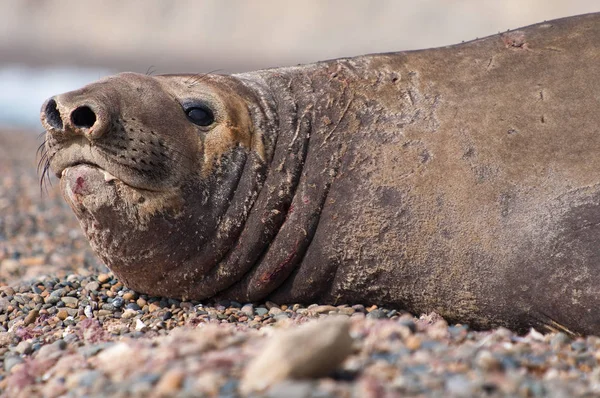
71,106,97,129
45,99,63,130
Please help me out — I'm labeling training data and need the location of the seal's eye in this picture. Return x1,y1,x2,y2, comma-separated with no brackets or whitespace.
186,105,214,127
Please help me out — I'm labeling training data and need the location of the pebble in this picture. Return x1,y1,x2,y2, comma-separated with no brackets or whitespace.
311,305,337,314
61,296,78,307
241,304,254,317
155,368,185,395
366,309,387,319
57,309,69,320
240,318,353,394
85,281,100,292
135,319,147,331
15,339,33,355
4,356,23,372
23,309,39,325
255,307,268,316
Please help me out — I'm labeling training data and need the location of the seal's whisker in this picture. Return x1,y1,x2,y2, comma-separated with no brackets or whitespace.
39,153,54,195
145,65,157,76
186,70,223,88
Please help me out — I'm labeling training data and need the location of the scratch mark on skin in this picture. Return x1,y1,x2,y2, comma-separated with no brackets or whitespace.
321,91,355,146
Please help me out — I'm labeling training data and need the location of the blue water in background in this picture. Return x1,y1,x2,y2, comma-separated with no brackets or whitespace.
0,65,113,130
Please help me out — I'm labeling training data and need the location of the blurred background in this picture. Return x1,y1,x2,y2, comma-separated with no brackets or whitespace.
0,0,599,129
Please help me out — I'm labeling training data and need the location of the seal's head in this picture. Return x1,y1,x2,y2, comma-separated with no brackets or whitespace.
40,72,273,298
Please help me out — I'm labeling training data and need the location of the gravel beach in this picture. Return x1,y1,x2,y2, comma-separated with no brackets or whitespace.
2,129,600,397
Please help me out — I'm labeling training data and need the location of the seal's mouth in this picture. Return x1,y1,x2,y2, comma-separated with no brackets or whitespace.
61,163,119,183
57,161,161,196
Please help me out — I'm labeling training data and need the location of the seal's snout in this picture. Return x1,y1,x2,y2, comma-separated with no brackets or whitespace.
42,93,108,140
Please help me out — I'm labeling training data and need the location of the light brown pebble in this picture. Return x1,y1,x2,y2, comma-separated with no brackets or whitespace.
338,307,355,316
268,307,283,316
61,297,78,307
122,292,135,301
97,274,110,283
311,305,338,314
97,310,112,317
405,335,422,350
24,309,39,326
137,298,147,307
57,310,69,321
121,309,138,319
240,317,353,394
155,369,186,395
148,303,160,313
85,281,100,292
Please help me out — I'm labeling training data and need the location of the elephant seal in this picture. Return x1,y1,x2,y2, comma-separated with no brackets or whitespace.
40,13,600,335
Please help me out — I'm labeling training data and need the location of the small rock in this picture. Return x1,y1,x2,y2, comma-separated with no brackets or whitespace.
0,298,10,312
240,318,353,394
85,281,100,292
255,307,268,317
125,303,141,311
44,295,60,305
1,259,20,273
15,339,33,355
97,274,110,283
268,307,283,316
241,304,254,317
57,309,69,320
135,319,147,331
61,296,78,307
404,335,422,350
311,305,337,314
122,292,136,301
111,297,124,309
155,368,185,395
338,307,355,316
148,302,161,313
24,309,39,326
366,309,386,319
121,309,138,319
4,355,23,372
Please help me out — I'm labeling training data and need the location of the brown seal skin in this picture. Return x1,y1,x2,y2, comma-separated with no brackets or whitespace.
40,13,600,335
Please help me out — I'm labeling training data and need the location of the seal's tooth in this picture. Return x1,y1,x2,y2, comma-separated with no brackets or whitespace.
103,170,117,182
61,167,69,178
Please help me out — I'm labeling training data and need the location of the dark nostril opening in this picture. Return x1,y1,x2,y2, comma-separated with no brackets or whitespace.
71,106,97,129
45,99,63,129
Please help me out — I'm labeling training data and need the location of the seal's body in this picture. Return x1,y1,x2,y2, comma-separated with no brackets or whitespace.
41,13,600,334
